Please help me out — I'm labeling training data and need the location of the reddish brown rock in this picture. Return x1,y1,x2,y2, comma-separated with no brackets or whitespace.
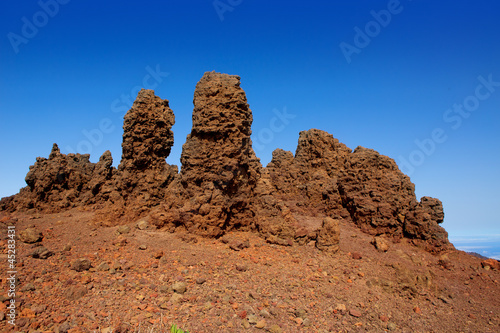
315,217,340,254
267,129,351,217
338,146,416,237
403,197,449,253
481,259,500,270
0,71,452,254
0,144,114,212
94,89,177,224
372,236,390,252
154,72,261,236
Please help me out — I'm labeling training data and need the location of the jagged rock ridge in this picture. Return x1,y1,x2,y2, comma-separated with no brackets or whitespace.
0,71,451,253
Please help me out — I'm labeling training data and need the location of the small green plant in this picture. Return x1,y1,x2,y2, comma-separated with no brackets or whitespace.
170,324,189,333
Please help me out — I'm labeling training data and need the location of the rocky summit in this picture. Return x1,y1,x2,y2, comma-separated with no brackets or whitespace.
1,71,450,253
1,72,499,333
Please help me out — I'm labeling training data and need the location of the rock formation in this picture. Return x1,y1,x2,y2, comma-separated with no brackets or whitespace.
0,71,452,253
170,72,261,236
151,72,318,246
0,143,113,212
94,89,178,222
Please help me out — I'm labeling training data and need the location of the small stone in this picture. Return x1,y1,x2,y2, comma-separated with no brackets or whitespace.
117,225,131,234
372,236,389,252
136,220,148,230
335,304,346,312
30,246,54,259
81,275,92,284
255,319,266,329
387,322,397,330
97,262,110,271
63,244,72,251
236,264,248,272
241,319,251,329
113,236,128,247
294,308,307,319
21,283,35,292
71,258,92,272
172,282,187,294
169,293,183,303
379,315,389,322
196,278,206,285
229,239,250,251
19,227,43,243
138,244,147,250
268,324,283,333
16,317,29,327
349,309,362,317
247,314,258,325
351,252,363,260
303,318,311,327
32,305,46,314
153,250,164,259
63,285,88,300
413,306,421,314
259,309,270,318
158,285,169,293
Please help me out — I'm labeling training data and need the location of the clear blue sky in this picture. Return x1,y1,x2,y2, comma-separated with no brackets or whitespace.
1,0,499,242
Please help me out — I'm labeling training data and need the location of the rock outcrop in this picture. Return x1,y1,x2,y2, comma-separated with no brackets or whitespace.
173,72,261,236
0,71,452,253
152,72,316,244
267,129,352,218
0,143,114,212
95,89,178,222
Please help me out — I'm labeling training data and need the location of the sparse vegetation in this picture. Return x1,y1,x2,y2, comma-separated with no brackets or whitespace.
170,324,189,333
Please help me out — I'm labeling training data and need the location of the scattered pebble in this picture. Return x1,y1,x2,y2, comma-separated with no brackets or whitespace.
349,309,362,317
172,282,187,294
71,258,92,272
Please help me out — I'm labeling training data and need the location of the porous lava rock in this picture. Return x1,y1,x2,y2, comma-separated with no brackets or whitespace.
338,146,417,237
315,217,340,254
267,133,451,252
0,143,114,212
267,129,352,217
151,72,261,236
154,72,305,241
94,89,178,223
0,72,452,253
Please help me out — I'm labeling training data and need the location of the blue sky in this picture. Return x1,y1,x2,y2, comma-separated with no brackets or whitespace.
1,0,499,245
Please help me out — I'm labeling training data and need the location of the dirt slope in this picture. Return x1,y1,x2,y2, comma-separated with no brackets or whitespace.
1,209,498,333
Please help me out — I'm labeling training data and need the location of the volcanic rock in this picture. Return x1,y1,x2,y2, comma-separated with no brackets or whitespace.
315,217,340,254
19,227,43,243
372,236,390,252
267,129,351,217
481,259,500,270
71,258,92,272
0,71,453,254
338,146,416,237
153,72,306,243
3,144,108,212
169,71,261,236
94,89,178,224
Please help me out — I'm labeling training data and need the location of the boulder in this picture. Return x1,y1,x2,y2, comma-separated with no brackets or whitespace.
316,217,340,254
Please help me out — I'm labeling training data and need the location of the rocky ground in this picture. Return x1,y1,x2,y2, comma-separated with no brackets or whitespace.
1,209,499,333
